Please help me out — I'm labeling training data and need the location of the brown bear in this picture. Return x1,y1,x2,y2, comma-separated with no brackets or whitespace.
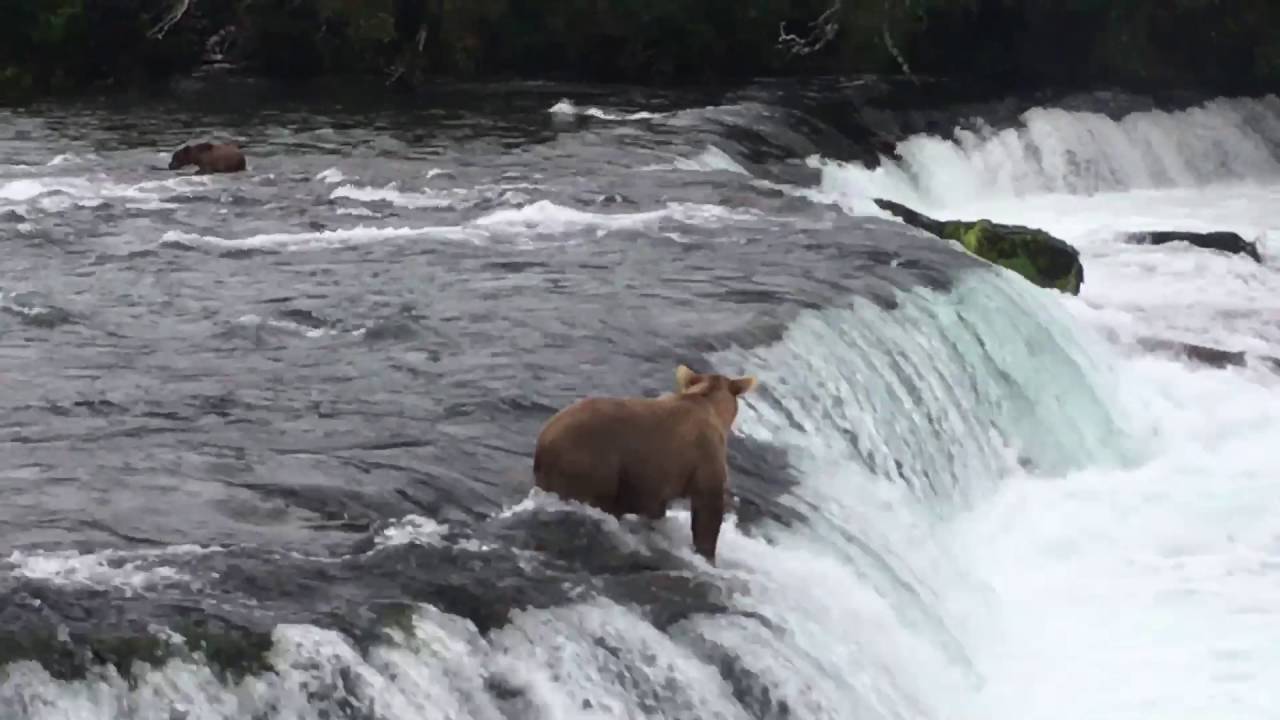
532,364,758,565
168,142,246,174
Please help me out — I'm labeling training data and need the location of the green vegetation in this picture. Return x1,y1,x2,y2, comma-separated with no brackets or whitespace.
0,620,274,682
946,219,1084,295
1,0,1277,102
874,199,1084,295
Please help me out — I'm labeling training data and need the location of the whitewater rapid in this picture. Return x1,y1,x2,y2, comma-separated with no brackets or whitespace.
796,94,1280,719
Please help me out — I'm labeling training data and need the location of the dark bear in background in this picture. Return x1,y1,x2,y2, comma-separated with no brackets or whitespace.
532,364,759,566
168,142,246,174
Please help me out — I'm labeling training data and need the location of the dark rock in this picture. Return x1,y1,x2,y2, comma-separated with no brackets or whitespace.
874,199,1084,294
1124,231,1262,263
0,585,278,682
1137,336,1280,374
1137,337,1246,368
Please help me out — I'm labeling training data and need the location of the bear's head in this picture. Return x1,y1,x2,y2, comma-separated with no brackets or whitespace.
168,142,213,170
675,364,757,430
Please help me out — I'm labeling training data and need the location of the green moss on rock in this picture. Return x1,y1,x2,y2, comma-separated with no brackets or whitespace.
173,620,276,680
0,628,169,682
0,618,276,683
876,199,1084,295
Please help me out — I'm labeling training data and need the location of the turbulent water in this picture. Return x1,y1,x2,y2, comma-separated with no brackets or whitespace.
1,81,1278,719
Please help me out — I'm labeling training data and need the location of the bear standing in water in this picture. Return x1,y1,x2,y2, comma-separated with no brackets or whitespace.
532,365,758,565
168,142,246,174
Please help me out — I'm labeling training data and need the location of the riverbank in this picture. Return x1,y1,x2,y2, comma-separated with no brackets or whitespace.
3,1,1277,106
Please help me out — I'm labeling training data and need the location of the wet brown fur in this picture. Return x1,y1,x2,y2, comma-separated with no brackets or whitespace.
532,365,758,565
168,142,246,174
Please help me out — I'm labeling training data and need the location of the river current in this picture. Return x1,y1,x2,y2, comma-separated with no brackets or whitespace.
1,81,1278,720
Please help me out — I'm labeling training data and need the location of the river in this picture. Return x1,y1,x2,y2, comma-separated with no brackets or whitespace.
1,81,1278,720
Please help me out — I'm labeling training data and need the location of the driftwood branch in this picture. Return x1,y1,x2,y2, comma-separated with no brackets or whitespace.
777,0,842,56
881,0,919,83
385,22,430,87
148,0,193,39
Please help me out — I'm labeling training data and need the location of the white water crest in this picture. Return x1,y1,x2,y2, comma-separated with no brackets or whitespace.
161,225,487,251
639,146,751,175
819,94,1280,207
548,99,667,122
719,275,1143,498
330,182,455,208
0,173,217,217
160,199,772,252
3,545,219,595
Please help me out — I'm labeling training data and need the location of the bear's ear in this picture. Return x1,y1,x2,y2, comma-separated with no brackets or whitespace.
728,376,758,396
675,364,700,391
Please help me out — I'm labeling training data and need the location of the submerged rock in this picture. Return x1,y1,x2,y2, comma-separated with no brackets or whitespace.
1137,336,1246,368
874,199,1084,294
1136,336,1280,373
1123,230,1263,263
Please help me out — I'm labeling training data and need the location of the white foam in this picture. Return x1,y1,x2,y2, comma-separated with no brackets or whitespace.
157,199,764,253
473,199,665,232
330,183,454,209
0,174,216,215
373,516,449,548
45,151,99,166
232,313,338,338
5,545,218,595
488,599,749,717
945,356,1280,720
548,98,666,121
315,167,347,184
0,178,61,201
655,146,751,175
164,224,484,251
473,199,764,235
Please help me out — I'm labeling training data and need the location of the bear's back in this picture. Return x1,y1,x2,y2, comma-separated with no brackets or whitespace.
192,144,246,173
534,394,723,500
540,395,718,450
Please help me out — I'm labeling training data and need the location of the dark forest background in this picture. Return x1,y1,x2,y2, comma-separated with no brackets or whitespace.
1,0,1277,103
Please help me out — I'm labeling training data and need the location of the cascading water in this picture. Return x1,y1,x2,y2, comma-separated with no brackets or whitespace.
800,94,1280,719
0,267,1139,720
814,94,1280,210
698,270,1152,720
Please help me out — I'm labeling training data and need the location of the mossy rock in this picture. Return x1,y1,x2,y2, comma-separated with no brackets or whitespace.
941,219,1084,294
875,199,1084,295
0,622,275,683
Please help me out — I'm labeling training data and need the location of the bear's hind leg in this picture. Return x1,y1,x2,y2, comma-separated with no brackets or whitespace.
613,468,668,521
689,464,728,565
